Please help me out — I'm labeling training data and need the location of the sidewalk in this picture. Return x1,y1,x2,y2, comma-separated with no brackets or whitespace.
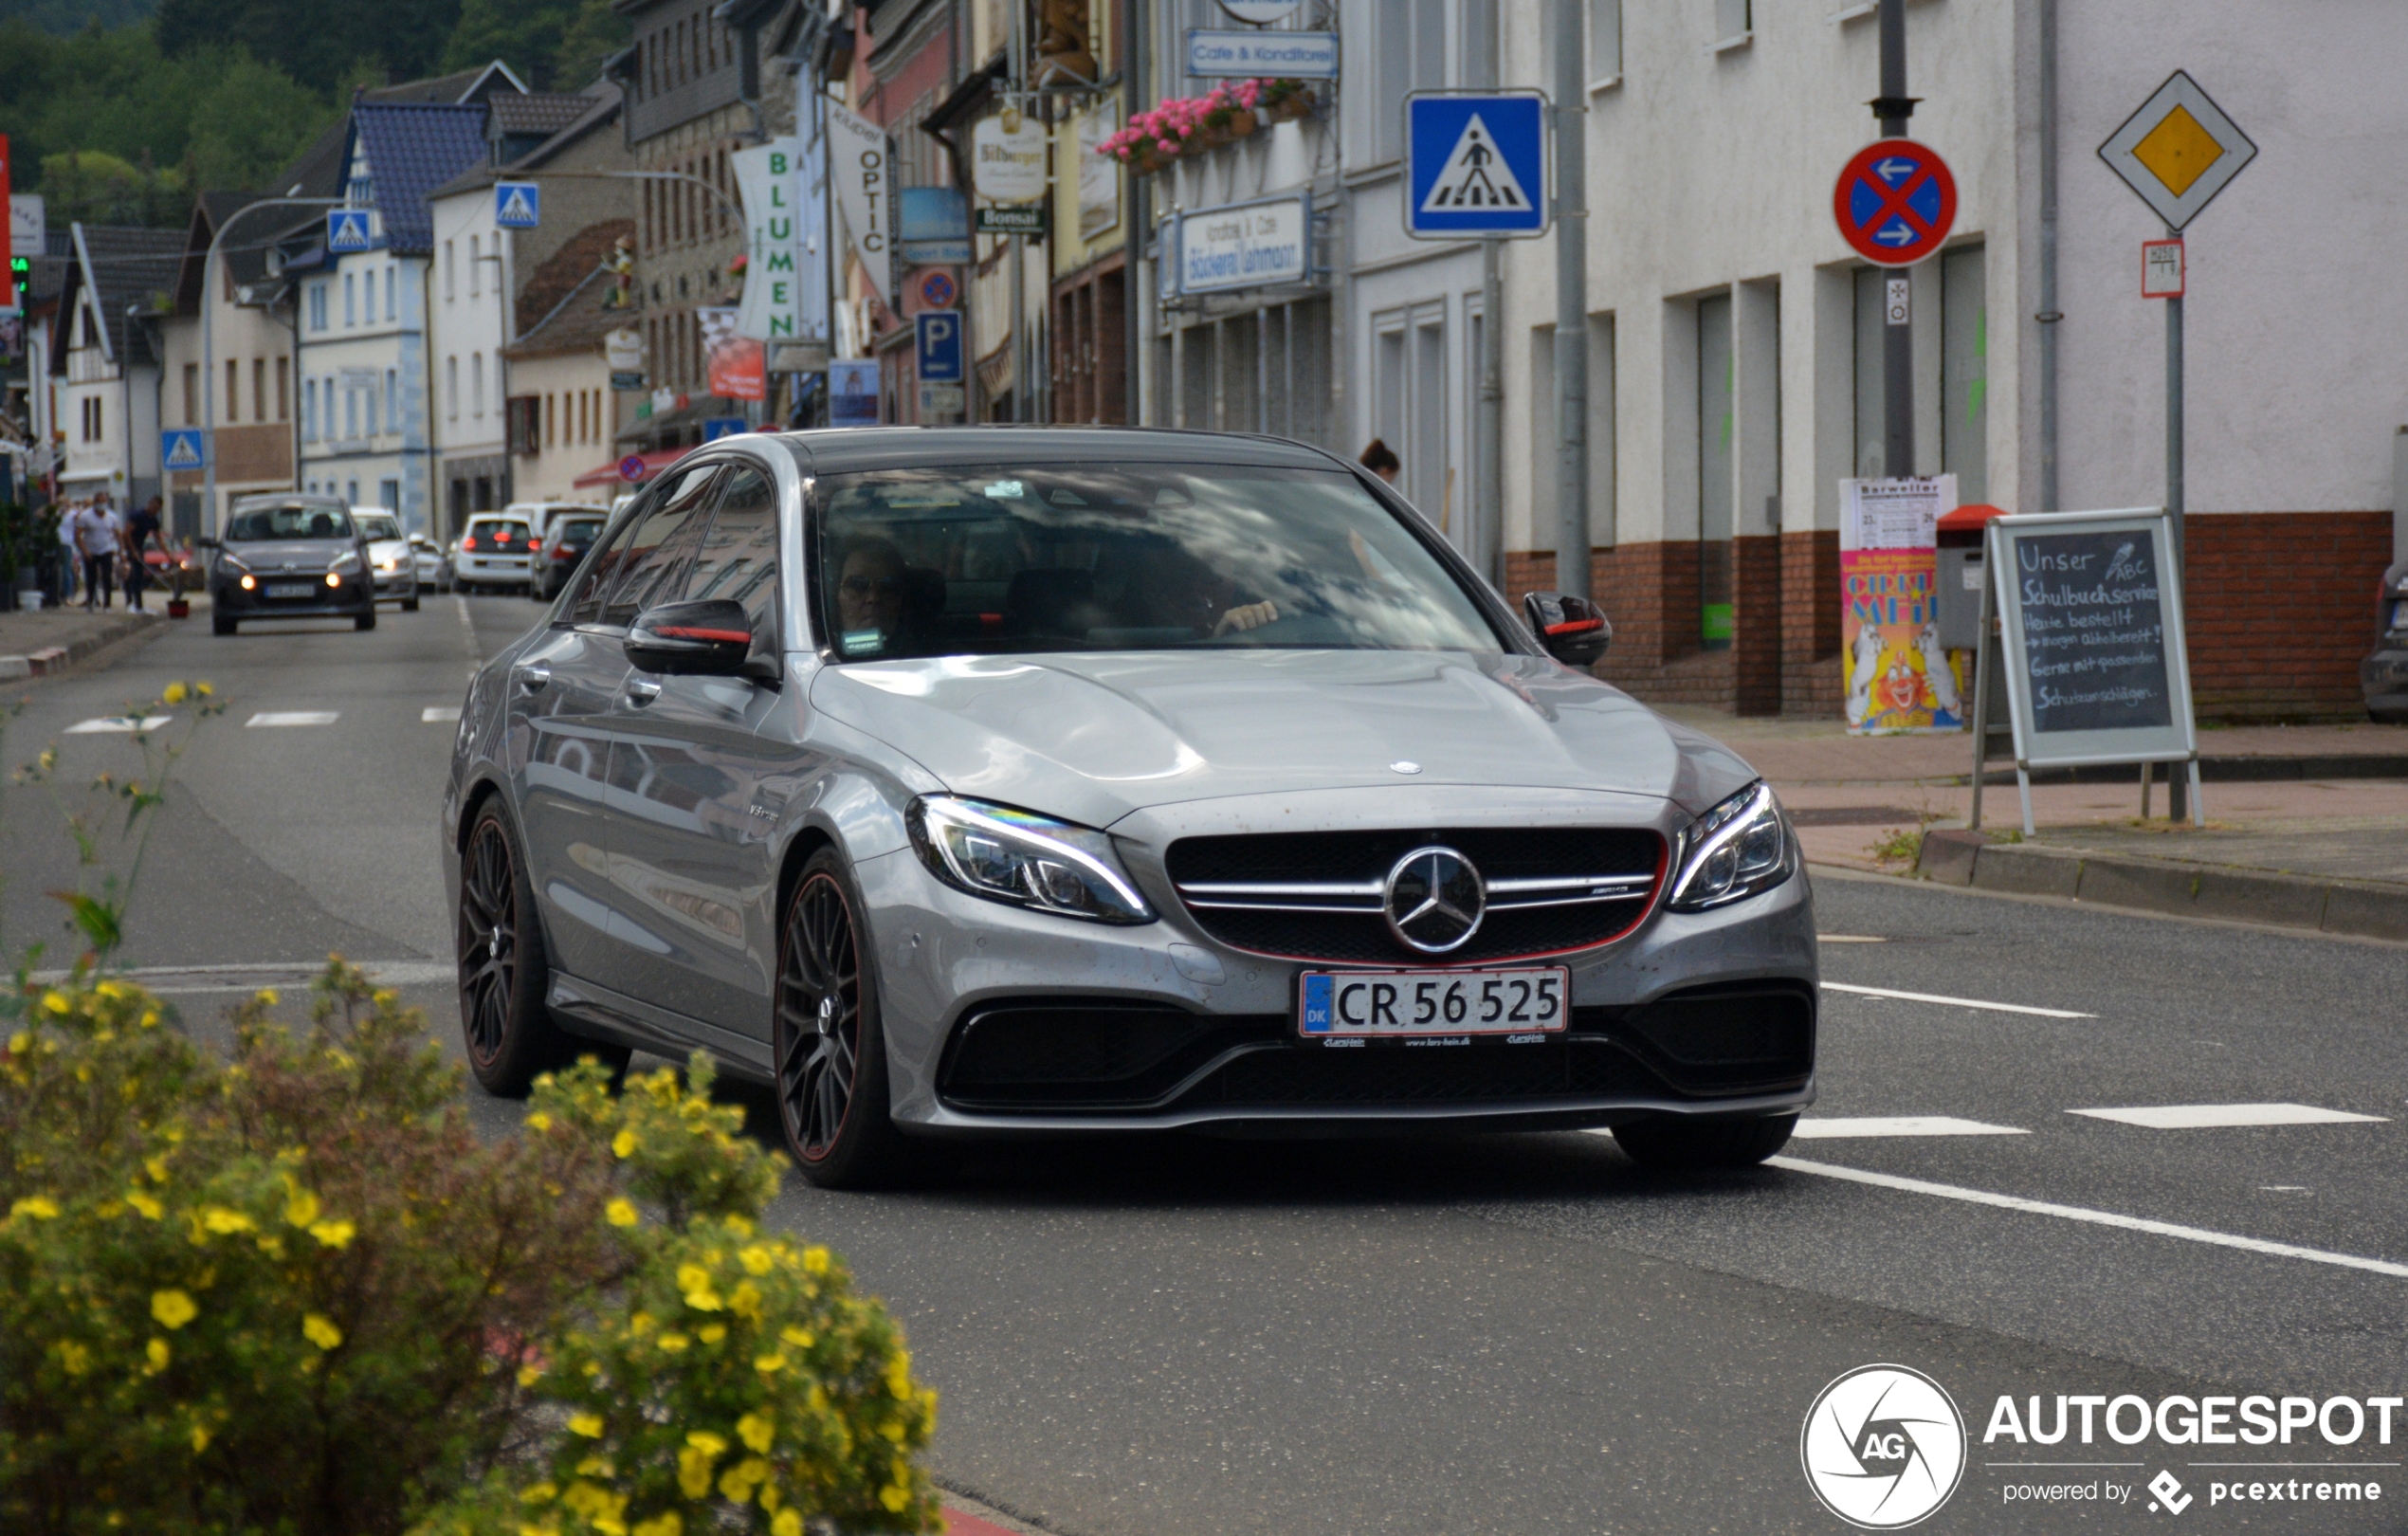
1662,704,2408,940
0,597,190,680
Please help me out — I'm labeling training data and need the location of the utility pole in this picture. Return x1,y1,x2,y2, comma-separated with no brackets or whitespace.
1552,0,1589,601
1474,0,1503,585
1875,0,1914,477
2164,225,2187,821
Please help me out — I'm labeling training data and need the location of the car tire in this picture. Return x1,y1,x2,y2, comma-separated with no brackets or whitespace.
457,802,626,1096
774,848,912,1189
211,614,236,636
1611,1113,1797,1172
355,610,376,631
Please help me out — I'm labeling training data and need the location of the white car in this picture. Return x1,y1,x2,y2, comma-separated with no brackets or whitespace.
451,513,536,594
503,500,610,549
352,509,422,611
412,533,451,594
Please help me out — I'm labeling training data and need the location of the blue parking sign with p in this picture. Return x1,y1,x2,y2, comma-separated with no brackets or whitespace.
916,311,964,384
1404,91,1550,239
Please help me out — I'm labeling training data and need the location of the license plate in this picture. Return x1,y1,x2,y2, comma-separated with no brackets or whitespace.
265,582,317,599
1299,967,1569,1038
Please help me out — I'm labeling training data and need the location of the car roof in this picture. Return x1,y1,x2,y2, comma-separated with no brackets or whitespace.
764,426,1352,478
465,511,530,522
231,493,346,510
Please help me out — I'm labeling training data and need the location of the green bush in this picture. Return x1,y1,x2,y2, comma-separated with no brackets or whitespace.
0,961,938,1536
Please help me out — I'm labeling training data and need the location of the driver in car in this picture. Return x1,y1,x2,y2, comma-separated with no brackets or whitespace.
835,537,914,654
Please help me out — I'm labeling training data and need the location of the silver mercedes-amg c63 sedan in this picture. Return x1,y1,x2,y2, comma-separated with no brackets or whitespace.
440,428,1816,1187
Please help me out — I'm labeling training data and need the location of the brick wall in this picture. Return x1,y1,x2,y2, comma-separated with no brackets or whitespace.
1733,535,1783,716
1781,530,1842,717
2185,511,2389,721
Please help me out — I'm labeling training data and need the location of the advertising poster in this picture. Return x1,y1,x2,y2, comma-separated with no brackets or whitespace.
699,307,765,401
1840,474,1960,735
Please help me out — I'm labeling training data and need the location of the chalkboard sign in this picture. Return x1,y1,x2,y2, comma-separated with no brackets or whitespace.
1982,506,2199,832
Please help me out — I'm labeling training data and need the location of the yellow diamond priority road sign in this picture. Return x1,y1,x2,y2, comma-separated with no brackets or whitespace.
2098,70,2256,230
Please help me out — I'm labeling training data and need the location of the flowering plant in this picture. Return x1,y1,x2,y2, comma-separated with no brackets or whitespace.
1097,78,1312,167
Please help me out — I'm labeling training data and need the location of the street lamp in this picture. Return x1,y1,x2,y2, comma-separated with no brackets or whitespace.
200,197,338,537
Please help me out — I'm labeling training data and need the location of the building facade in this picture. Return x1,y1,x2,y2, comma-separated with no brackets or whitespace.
159,195,301,539
47,225,182,511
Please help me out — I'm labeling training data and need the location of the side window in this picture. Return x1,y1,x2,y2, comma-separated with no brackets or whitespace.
598,466,721,627
679,466,780,634
569,499,653,624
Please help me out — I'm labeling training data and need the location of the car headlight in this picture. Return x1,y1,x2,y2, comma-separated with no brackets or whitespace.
1666,781,1795,912
217,553,250,576
330,552,362,575
376,556,399,572
905,795,1155,923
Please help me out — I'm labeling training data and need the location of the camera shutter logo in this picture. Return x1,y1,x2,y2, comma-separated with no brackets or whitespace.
1800,1364,1966,1528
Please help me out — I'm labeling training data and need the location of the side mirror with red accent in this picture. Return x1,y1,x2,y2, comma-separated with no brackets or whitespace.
1522,591,1613,668
626,597,757,677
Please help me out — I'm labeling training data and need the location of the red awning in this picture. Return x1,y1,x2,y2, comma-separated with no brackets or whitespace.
573,446,693,490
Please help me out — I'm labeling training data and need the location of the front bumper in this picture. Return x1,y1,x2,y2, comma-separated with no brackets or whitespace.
372,567,418,596
859,787,1817,1136
210,576,374,619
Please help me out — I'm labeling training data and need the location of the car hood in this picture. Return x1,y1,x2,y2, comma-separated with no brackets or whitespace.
219,539,356,569
809,649,1759,830
366,538,409,560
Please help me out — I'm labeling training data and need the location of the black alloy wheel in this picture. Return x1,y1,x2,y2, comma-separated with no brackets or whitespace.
457,804,621,1094
774,850,907,1187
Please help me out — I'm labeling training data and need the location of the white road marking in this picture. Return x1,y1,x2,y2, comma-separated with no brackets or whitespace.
2070,1103,2389,1130
422,705,462,723
1766,1156,2408,1280
455,593,480,676
65,714,172,734
1820,981,2095,1019
246,710,339,727
1791,1116,2029,1139
1818,935,1888,943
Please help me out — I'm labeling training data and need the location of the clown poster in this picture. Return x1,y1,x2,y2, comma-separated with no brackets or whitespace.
1840,475,1961,735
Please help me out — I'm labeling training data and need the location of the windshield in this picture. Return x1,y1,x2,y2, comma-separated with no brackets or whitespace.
556,518,604,545
467,521,532,546
815,464,1500,661
226,503,354,541
356,514,401,541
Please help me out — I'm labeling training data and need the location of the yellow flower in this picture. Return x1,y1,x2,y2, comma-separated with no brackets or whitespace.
719,1457,771,1503
696,1324,726,1344
146,1338,171,1372
574,1455,613,1478
283,1188,320,1228
196,682,214,697
656,1331,689,1353
190,1423,210,1453
801,1246,830,1275
255,1234,286,1259
96,980,127,1000
675,1440,719,1499
42,991,70,1016
676,1264,723,1312
526,1112,553,1132
880,1483,912,1513
198,1206,256,1234
628,1311,656,1337
631,1515,682,1536
144,1155,170,1183
301,1314,343,1350
721,1215,754,1238
604,1198,638,1228
10,1196,61,1221
7,1030,27,1053
778,1326,813,1350
518,1481,558,1505
307,1218,356,1250
568,1412,606,1438
518,1362,544,1387
125,1190,162,1220
737,1244,775,1275
737,1413,775,1454
162,682,188,704
770,1510,802,1536
728,1281,762,1320
58,1341,91,1376
611,1129,638,1159
255,988,279,1007
753,1353,786,1375
151,1289,198,1329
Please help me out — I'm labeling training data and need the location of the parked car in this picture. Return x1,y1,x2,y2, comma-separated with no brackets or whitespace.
442,430,1813,1189
504,500,610,548
352,509,422,611
451,514,536,594
2363,557,2408,722
413,533,452,594
202,494,376,634
533,513,607,601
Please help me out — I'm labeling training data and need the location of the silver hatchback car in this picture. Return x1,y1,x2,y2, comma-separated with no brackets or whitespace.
441,429,1816,1187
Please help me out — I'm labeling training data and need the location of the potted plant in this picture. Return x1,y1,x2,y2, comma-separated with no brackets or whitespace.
1259,78,1316,124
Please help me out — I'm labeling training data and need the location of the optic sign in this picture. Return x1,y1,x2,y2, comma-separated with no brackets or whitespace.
1175,194,1310,295
1404,92,1548,239
915,310,964,385
918,270,958,310
494,181,540,229
1833,139,1956,266
326,210,374,253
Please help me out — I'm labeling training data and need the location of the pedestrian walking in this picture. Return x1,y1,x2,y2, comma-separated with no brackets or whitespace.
53,500,81,607
123,495,162,613
1359,439,1401,485
75,497,124,611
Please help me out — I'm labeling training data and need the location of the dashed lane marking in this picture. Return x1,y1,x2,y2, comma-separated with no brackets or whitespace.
1791,1116,2029,1139
2069,1103,2389,1130
246,711,340,728
1764,1156,2408,1280
422,705,462,723
1818,935,1888,943
65,715,173,734
1821,981,2095,1019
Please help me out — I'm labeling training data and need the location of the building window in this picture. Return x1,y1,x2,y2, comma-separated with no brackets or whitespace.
305,378,317,440
345,383,358,440
469,234,481,299
1696,291,1735,649
447,356,459,420
253,359,266,423
1942,244,1988,503
182,363,198,426
347,479,359,505
385,263,397,320
1376,0,1449,163
277,357,289,421
445,240,456,300
364,267,376,322
379,478,399,512
344,272,356,327
1714,0,1751,45
227,360,239,422
471,352,485,418
385,368,398,432
309,283,328,331
1590,0,1622,82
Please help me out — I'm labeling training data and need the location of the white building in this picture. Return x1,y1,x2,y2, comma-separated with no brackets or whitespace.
46,225,183,511
158,193,301,539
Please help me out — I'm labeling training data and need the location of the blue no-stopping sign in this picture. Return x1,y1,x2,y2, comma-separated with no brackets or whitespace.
1404,91,1549,239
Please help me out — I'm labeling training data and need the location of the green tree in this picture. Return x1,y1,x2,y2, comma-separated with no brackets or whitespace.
154,0,461,97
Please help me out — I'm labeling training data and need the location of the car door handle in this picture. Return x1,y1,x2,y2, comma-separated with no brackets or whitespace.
625,677,661,704
516,664,551,691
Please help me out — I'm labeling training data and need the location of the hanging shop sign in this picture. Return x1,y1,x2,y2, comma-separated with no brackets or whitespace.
972,111,1048,203
827,102,893,302
1172,192,1311,295
1186,28,1339,79
732,137,806,345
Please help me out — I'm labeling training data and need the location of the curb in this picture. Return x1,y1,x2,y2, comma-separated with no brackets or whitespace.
1917,828,2408,942
0,613,165,682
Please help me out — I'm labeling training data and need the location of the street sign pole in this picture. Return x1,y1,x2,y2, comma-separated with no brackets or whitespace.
1876,0,1914,478
2163,225,2186,818
1473,0,1503,586
1553,0,1589,603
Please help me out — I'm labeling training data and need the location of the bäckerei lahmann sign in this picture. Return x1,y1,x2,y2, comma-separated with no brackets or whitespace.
1175,194,1311,295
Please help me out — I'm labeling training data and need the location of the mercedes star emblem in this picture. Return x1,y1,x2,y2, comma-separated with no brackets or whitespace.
1382,845,1485,954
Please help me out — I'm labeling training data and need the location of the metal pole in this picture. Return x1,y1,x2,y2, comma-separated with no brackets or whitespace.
2036,0,2059,509
1552,0,1589,601
201,196,338,538
1474,0,1504,586
2166,221,2188,822
1877,0,1913,478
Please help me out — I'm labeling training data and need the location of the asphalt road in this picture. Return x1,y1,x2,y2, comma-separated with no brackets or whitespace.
5,597,2403,1535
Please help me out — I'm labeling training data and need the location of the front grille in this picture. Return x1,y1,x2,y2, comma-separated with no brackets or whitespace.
938,1001,1283,1109
1166,827,1665,965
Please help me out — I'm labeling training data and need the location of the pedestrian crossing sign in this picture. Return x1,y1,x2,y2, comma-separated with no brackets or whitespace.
495,181,540,229
160,428,205,471
326,210,374,252
1404,90,1549,239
